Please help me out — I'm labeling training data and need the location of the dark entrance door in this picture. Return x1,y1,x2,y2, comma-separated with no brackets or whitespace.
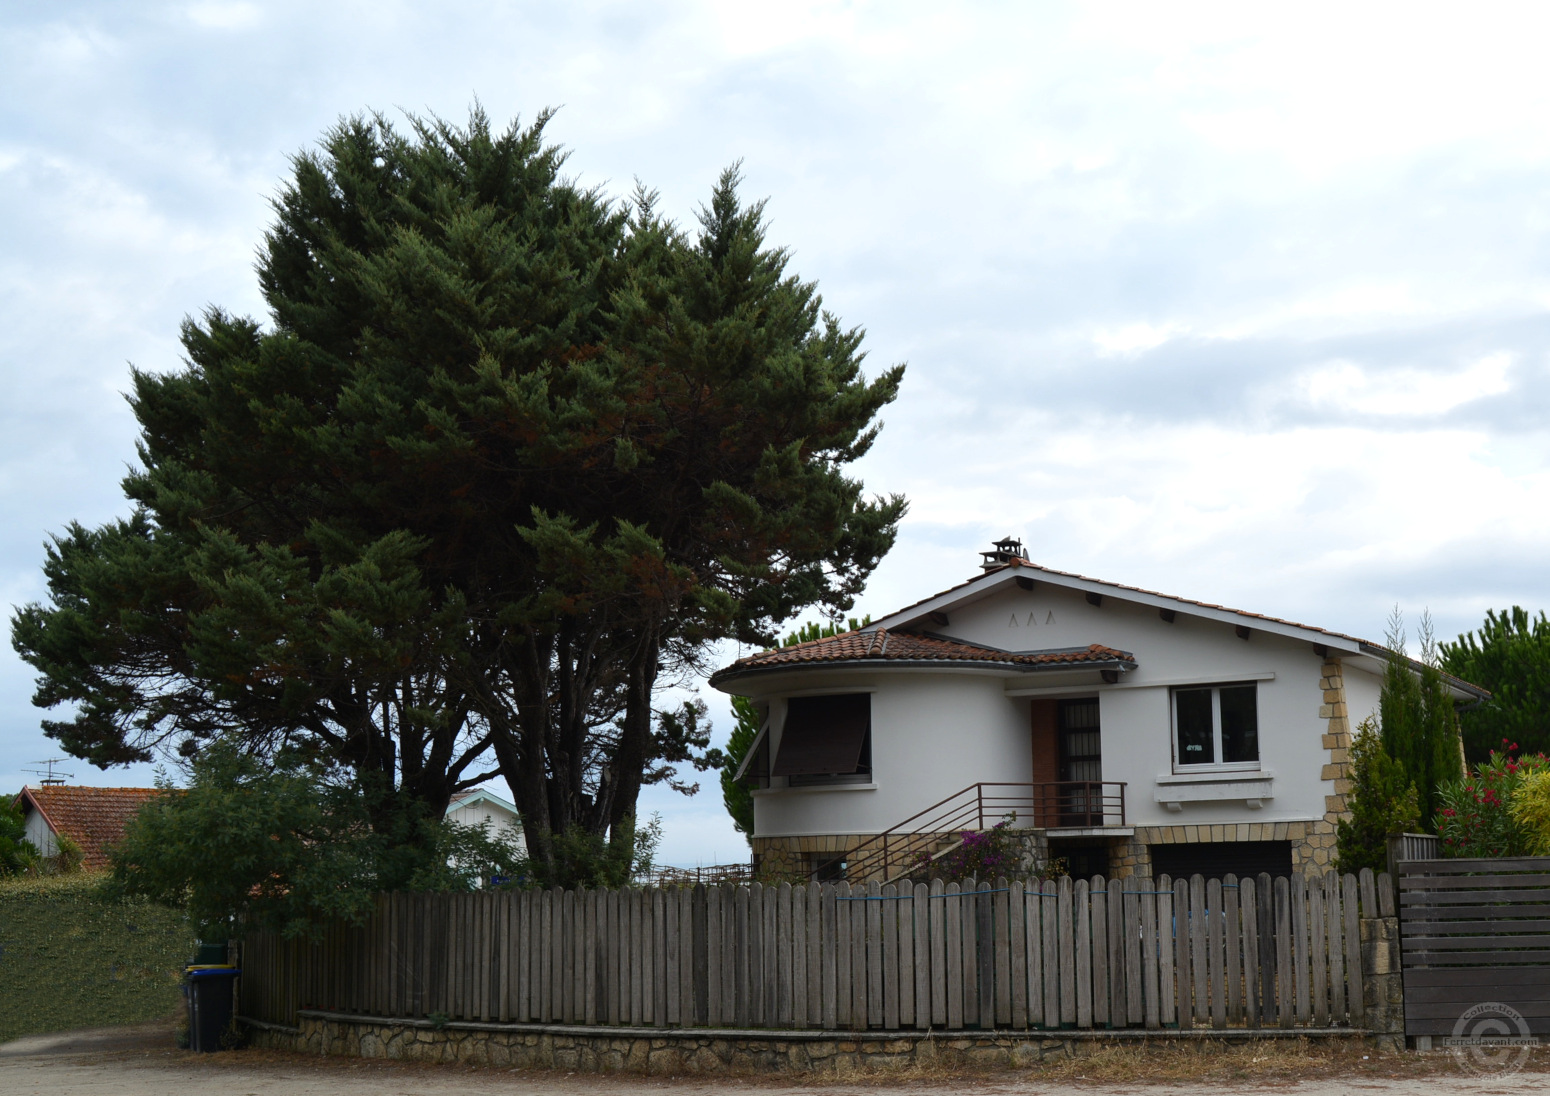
1057,698,1102,826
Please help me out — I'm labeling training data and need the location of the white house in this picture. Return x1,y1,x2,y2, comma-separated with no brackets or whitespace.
446,787,526,853
710,539,1485,881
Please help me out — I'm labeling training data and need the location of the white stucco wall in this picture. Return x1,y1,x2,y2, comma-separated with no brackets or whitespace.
753,671,1031,837
1344,663,1383,735
741,580,1349,838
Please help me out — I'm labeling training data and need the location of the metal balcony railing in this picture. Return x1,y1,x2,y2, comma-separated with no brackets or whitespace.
807,780,1126,882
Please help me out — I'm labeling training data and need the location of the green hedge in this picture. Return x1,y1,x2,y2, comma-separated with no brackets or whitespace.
0,875,195,1043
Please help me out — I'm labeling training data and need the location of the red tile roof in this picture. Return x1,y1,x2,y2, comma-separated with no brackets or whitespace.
19,786,164,871
711,628,1135,685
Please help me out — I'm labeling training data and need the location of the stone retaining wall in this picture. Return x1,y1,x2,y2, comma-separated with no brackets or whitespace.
242,1010,1374,1074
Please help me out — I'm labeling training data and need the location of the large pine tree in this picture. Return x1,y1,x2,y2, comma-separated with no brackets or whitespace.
12,110,906,873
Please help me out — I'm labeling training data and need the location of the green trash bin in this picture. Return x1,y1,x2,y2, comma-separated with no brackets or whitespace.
185,966,240,1052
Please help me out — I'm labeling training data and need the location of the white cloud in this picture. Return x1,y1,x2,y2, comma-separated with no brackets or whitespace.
8,0,1550,859
185,2,264,31
1302,353,1514,417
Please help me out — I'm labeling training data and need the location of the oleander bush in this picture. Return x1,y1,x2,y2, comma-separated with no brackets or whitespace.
1435,744,1550,858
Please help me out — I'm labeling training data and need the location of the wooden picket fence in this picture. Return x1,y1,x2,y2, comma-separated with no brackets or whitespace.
240,869,1391,1032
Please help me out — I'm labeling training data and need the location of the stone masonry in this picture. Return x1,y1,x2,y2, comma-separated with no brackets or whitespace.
242,1011,1372,1074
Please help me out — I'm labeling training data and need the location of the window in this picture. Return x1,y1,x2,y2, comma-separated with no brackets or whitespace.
1172,683,1259,769
772,693,873,786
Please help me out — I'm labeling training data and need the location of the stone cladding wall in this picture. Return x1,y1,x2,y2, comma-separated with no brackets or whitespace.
242,1010,1374,1073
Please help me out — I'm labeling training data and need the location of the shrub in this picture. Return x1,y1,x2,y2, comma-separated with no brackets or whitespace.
513,813,664,890
1435,743,1550,858
1336,716,1420,874
912,816,1030,883
1511,769,1550,855
110,742,526,939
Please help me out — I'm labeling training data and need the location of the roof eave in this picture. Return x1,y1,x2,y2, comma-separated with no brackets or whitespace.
1354,642,1491,703
16,787,56,834
709,656,1137,693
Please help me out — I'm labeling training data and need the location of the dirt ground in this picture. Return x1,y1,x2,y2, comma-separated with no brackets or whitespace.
2,1022,1549,1095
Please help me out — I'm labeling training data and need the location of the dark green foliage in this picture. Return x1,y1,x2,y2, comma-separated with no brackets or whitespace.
0,875,195,1043
0,795,40,877
722,696,760,842
1336,716,1421,874
1375,611,1464,833
11,108,905,875
107,741,523,939
514,812,662,890
1336,609,1466,872
1440,607,1550,762
717,617,869,844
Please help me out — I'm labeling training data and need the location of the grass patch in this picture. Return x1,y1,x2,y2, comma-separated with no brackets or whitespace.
0,873,195,1043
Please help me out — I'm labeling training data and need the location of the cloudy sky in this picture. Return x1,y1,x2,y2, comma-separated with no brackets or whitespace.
5,1,1550,865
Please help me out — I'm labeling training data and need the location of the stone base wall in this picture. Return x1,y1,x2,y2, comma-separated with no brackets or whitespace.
751,833,872,877
1106,820,1339,880
757,822,1344,883
242,1010,1373,1074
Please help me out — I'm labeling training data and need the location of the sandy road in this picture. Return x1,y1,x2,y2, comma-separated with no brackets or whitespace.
2,1023,1546,1096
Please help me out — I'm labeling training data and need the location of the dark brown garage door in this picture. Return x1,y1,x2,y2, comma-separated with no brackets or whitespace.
1149,840,1293,881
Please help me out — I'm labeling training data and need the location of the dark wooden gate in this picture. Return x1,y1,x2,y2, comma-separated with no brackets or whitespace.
1398,856,1550,1037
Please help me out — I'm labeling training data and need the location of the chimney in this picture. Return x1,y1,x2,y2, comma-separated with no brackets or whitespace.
980,536,1029,571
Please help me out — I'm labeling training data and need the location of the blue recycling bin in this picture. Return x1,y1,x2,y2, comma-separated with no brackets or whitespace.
184,966,241,1052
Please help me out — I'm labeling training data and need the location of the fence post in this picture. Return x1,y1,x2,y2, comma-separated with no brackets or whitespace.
1359,873,1404,1050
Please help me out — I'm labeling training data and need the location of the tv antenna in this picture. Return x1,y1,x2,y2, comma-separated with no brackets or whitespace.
23,759,73,786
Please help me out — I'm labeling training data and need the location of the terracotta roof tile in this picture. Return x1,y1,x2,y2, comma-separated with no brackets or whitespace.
20,786,164,871
711,628,1135,685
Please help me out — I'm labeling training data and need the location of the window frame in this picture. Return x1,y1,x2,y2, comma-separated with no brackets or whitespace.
774,691,874,788
1169,681,1261,773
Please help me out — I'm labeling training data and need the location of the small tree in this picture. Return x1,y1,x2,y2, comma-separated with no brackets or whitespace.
1336,716,1420,874
1379,610,1463,831
109,742,523,939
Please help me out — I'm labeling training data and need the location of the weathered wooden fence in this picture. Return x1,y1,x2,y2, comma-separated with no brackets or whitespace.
241,870,1389,1033
1399,855,1550,1037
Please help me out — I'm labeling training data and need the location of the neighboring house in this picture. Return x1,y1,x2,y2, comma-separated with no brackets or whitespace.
15,785,162,871
711,538,1486,882
447,787,526,852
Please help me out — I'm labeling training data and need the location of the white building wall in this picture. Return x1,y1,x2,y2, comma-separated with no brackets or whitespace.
1344,664,1383,734
746,582,1348,837
22,802,56,857
446,799,527,853
753,671,1030,838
